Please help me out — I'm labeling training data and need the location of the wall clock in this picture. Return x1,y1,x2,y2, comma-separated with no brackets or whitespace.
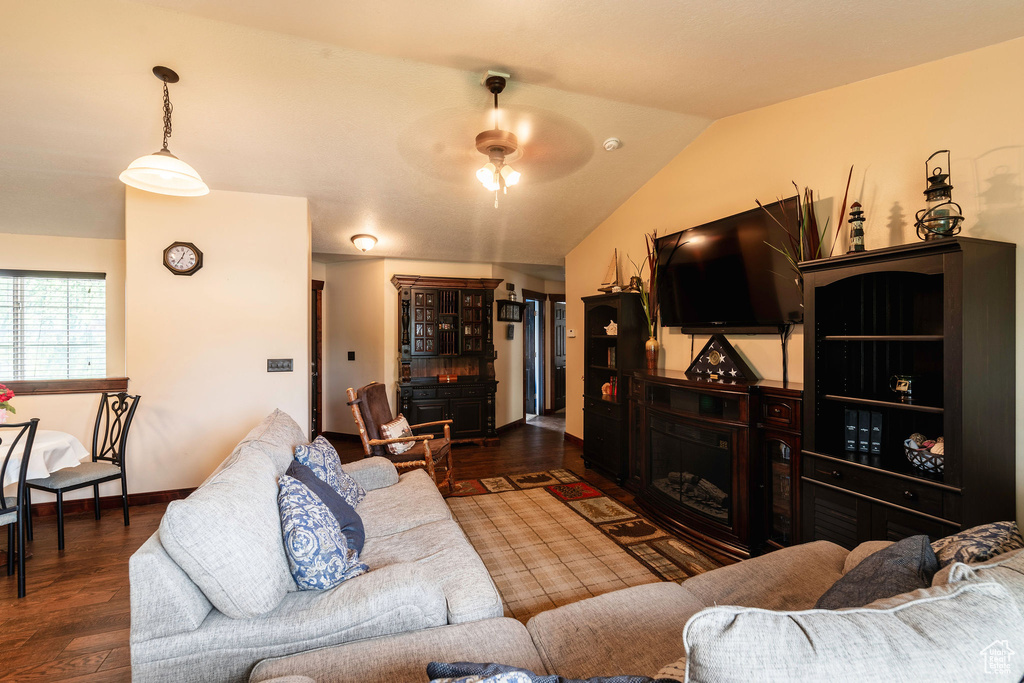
163,241,203,276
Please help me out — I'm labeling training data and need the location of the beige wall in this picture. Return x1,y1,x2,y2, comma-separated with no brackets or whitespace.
125,188,310,493
566,36,1024,521
321,258,387,433
1,233,127,500
321,258,560,435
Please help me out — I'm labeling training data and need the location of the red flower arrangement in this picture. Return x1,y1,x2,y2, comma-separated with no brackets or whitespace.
0,383,16,415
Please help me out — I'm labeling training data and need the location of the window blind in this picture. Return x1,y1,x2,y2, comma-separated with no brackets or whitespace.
0,272,106,381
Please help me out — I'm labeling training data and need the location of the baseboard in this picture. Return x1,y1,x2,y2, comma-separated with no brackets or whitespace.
497,418,525,434
29,487,195,518
563,432,584,447
322,430,361,442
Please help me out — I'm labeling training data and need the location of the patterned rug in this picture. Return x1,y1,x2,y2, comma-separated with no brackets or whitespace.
447,469,721,621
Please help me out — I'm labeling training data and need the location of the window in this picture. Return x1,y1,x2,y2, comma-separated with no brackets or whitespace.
0,271,106,381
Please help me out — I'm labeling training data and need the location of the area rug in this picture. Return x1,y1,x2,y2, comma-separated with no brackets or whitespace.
447,469,721,621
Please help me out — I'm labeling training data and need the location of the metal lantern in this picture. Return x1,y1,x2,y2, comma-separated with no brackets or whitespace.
915,150,964,240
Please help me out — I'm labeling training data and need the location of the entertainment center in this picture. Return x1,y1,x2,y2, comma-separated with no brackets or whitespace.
606,200,1016,560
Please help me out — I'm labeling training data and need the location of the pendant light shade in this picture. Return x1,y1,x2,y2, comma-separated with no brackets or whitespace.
120,149,209,197
121,66,209,197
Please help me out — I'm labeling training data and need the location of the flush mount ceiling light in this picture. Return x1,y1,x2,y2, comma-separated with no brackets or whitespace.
475,72,521,208
351,234,378,252
119,66,209,197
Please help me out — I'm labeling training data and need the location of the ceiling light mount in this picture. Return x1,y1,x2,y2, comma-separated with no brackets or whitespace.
603,137,623,151
120,65,209,197
475,72,520,208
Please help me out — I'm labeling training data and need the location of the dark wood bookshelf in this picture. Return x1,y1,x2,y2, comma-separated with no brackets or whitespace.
800,237,1016,548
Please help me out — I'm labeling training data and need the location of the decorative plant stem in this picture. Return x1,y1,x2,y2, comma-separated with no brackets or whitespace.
628,229,659,338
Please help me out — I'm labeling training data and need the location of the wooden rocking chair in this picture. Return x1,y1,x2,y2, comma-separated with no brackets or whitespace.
346,382,453,493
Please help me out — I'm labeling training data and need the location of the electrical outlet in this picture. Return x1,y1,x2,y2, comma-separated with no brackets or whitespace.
348,351,355,361
267,358,293,372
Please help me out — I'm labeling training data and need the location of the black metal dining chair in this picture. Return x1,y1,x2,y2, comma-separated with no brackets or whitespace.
1,418,40,598
25,392,140,551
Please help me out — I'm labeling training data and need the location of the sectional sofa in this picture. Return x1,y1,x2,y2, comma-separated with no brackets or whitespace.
128,409,502,682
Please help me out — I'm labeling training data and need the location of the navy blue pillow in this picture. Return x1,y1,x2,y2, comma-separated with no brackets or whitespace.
286,460,365,553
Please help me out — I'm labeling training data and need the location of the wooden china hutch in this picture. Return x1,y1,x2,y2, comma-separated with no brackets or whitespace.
393,274,502,443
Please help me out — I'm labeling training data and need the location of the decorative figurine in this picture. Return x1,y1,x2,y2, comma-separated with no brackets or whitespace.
847,201,865,252
597,249,620,292
915,150,964,240
604,320,618,336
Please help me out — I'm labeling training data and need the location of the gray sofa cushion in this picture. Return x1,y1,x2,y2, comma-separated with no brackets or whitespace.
934,548,1024,612
133,562,449,683
681,540,848,611
526,582,704,679
358,468,452,538
683,582,1024,681
160,445,295,619
241,408,309,474
249,618,545,683
361,518,503,624
341,456,400,491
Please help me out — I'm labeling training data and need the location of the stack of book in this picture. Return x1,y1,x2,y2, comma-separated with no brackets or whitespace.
845,409,882,455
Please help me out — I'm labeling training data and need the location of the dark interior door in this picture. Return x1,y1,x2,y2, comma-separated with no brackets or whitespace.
311,280,324,436
553,300,566,411
523,301,537,414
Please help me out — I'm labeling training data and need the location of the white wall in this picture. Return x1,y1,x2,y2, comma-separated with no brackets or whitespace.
566,36,1024,522
0,233,127,501
125,188,310,492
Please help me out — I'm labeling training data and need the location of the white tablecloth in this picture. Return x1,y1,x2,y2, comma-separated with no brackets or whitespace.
2,430,88,488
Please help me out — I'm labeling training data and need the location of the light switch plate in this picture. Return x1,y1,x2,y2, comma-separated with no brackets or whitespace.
267,358,293,372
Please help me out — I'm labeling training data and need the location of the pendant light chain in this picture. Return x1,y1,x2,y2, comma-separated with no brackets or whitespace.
161,82,173,152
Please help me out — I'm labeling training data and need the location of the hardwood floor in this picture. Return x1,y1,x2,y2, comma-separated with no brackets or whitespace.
0,413,638,681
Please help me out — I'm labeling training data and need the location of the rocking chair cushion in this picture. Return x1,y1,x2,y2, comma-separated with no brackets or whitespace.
295,436,366,508
380,415,415,455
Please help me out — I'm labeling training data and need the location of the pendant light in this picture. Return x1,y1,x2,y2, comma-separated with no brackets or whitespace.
120,66,209,197
475,73,520,208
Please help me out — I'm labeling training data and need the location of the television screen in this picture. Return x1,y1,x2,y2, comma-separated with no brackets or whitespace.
656,197,804,331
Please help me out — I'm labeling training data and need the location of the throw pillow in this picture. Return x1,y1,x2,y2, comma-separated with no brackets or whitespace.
815,535,938,609
426,662,667,683
285,460,365,553
294,435,366,508
930,521,1024,567
277,474,368,590
380,414,415,455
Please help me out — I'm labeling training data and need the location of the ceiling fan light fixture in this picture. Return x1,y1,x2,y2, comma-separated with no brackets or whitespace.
351,234,378,252
121,66,209,197
500,164,520,186
475,74,521,207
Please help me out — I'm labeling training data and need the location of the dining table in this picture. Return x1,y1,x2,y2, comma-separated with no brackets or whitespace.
2,430,89,488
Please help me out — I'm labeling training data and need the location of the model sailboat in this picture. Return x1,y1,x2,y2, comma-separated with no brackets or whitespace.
597,249,620,292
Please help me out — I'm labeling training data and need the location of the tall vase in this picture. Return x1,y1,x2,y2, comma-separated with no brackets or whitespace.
645,337,660,371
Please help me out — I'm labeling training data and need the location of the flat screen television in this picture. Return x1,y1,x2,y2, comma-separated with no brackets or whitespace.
656,197,804,332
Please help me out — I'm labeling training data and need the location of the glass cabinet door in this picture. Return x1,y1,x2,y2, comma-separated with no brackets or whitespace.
767,438,793,545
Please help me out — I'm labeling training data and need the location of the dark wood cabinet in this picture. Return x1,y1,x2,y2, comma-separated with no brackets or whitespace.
393,274,503,443
630,371,801,560
757,383,802,549
801,237,1016,548
581,293,646,483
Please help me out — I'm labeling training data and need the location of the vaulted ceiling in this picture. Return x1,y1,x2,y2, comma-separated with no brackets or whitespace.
4,0,1024,272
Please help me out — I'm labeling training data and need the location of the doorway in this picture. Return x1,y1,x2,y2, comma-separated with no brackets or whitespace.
550,295,566,412
311,280,324,437
522,291,545,416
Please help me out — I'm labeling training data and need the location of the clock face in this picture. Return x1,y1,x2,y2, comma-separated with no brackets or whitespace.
163,242,203,276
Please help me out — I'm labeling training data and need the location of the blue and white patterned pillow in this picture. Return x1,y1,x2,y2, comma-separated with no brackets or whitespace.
294,435,366,508
278,474,368,590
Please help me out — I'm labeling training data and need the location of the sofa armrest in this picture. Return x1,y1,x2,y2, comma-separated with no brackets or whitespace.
129,532,213,644
681,540,849,611
844,540,893,574
341,456,400,490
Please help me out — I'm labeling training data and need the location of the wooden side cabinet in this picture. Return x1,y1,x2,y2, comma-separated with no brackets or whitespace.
756,384,802,549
